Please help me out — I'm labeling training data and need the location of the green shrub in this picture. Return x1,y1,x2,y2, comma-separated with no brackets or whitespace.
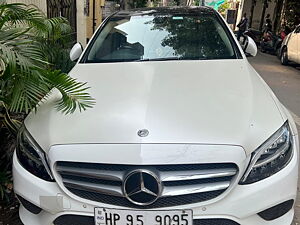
0,1,95,202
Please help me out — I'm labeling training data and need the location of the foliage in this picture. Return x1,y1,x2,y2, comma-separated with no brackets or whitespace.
35,16,76,73
0,2,95,117
283,0,300,29
218,0,230,15
0,128,15,202
0,1,95,202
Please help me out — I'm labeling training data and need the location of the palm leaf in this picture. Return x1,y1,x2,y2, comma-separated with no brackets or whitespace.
43,70,95,114
0,1,94,115
0,2,45,31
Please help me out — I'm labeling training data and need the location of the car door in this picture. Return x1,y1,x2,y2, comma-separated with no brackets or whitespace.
287,26,299,62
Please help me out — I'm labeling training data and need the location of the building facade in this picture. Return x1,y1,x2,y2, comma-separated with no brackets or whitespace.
236,0,277,31
5,0,110,46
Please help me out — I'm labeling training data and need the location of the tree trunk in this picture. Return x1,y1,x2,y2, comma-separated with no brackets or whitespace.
259,0,268,31
249,0,256,28
273,0,284,33
186,0,193,6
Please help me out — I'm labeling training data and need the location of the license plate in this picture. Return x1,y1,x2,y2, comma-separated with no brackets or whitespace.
94,207,193,225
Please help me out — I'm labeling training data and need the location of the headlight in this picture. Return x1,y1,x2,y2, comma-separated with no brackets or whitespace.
16,127,54,181
240,122,293,184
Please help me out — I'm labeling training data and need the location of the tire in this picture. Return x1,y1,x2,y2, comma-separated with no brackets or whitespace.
260,42,266,53
276,47,281,58
281,47,288,65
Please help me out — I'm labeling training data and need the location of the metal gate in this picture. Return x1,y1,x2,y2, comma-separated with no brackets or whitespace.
47,0,77,41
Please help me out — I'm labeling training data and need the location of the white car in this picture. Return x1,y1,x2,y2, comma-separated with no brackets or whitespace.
281,25,300,65
13,7,299,225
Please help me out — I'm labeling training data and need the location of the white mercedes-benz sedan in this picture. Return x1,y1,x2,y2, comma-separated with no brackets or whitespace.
13,7,299,225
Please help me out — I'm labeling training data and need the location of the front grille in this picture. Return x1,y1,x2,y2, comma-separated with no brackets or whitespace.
68,187,225,208
53,215,240,225
56,162,238,208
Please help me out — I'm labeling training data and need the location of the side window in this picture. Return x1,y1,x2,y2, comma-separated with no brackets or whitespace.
295,26,300,33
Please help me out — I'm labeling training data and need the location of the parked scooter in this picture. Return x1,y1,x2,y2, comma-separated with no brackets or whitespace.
260,31,283,55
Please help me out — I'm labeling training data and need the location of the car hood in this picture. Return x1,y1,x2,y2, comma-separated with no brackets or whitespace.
25,60,284,155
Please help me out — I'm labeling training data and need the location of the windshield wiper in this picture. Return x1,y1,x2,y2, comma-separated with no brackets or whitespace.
135,57,182,62
135,56,209,62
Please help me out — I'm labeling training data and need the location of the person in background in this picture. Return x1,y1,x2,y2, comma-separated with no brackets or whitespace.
263,14,272,34
280,24,291,40
264,18,272,33
237,13,248,41
262,17,272,42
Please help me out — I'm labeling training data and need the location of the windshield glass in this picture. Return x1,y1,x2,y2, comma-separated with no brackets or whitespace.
84,13,238,63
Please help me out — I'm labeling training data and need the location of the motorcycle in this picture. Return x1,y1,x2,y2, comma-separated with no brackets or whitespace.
260,31,283,55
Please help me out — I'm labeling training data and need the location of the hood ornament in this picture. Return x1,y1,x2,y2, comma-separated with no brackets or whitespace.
137,129,149,137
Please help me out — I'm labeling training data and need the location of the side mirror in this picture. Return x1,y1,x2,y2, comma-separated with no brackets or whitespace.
70,43,83,62
240,36,257,57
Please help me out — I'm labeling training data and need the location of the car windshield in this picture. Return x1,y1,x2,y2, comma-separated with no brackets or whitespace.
84,12,238,63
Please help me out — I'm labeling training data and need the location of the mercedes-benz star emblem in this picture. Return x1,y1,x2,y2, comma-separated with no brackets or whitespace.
123,170,161,206
137,129,149,137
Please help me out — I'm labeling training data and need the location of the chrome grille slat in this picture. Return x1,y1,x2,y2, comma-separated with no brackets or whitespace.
57,166,123,181
56,162,238,208
160,168,237,182
63,178,123,197
162,181,230,197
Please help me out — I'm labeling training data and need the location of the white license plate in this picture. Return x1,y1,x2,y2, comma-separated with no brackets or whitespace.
94,207,193,225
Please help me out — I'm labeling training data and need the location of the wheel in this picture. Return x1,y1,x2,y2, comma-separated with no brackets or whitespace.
276,46,281,58
281,47,288,65
260,41,266,53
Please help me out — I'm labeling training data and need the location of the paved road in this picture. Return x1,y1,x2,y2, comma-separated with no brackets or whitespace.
248,52,300,224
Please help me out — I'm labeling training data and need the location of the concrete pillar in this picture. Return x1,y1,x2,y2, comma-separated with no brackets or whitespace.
86,0,103,43
76,0,87,46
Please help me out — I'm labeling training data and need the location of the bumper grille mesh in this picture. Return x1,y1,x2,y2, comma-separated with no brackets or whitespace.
68,187,225,208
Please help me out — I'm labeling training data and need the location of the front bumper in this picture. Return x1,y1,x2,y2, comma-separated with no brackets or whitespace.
13,137,298,225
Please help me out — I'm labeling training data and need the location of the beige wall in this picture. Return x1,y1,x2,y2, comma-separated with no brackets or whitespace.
86,0,103,43
6,0,47,14
76,0,87,46
237,0,276,30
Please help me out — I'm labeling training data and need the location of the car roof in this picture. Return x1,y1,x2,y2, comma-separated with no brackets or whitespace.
114,6,216,17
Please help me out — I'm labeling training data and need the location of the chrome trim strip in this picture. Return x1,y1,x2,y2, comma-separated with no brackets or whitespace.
162,181,230,197
57,166,123,181
63,179,123,197
161,168,236,182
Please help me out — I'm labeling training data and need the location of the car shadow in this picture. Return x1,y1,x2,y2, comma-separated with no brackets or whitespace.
289,62,300,70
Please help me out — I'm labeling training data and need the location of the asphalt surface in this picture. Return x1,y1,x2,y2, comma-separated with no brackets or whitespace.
248,52,300,224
